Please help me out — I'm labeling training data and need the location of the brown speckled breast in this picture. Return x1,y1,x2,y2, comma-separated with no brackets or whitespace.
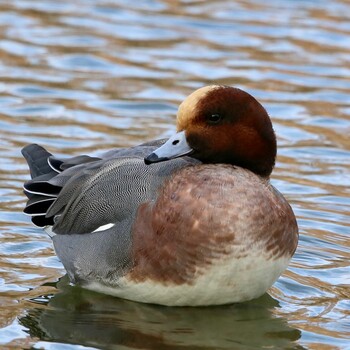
129,165,298,285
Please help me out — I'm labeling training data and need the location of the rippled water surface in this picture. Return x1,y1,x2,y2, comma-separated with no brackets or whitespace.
0,0,349,349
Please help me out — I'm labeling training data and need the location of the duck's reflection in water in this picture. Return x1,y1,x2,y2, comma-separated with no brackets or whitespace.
20,276,303,350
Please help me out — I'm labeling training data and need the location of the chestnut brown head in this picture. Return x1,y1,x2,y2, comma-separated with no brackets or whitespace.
145,85,277,177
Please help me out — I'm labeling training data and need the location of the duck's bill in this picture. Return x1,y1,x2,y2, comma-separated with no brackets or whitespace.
144,130,193,164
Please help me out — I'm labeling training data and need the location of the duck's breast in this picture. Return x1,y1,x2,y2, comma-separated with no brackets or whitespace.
94,165,298,306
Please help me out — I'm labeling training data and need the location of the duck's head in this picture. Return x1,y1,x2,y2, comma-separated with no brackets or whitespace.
145,85,277,177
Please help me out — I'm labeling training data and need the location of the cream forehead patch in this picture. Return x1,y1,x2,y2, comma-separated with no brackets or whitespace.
177,85,221,130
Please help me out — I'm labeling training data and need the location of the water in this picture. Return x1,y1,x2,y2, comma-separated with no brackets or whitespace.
0,0,349,349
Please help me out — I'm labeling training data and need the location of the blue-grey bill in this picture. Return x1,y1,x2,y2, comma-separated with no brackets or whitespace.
144,130,193,164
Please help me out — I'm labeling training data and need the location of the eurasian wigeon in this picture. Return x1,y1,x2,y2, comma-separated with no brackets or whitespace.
22,85,298,306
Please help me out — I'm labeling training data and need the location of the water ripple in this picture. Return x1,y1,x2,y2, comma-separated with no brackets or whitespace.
0,0,349,349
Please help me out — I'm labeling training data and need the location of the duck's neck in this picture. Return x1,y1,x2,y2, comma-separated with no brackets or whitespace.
229,130,276,178
232,150,276,178
189,126,277,178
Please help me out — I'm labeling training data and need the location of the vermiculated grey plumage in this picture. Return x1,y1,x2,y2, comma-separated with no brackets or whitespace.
49,157,191,235
22,143,199,284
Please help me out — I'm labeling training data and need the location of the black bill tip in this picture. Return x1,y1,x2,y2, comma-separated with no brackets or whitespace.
144,153,169,165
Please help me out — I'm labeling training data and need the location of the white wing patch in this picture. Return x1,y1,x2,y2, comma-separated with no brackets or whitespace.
92,223,115,233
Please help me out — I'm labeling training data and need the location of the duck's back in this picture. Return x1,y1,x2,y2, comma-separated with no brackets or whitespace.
22,143,198,284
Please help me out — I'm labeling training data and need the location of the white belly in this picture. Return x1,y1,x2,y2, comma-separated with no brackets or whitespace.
84,252,291,306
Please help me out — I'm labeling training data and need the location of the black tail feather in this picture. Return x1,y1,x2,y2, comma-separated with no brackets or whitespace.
22,144,103,228
51,154,100,171
21,144,53,179
24,180,61,197
22,144,62,227
24,196,56,216
47,156,64,173
32,215,55,227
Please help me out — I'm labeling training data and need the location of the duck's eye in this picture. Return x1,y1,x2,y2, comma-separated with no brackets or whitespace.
208,114,222,124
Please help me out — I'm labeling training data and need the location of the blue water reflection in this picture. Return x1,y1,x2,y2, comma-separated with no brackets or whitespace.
0,0,349,349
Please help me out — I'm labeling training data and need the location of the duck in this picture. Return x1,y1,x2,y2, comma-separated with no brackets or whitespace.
22,85,298,306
